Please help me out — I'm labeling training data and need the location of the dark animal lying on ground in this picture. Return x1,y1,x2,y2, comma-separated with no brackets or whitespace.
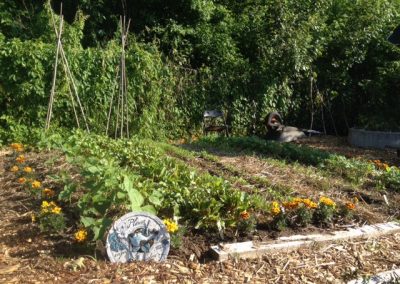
265,112,321,142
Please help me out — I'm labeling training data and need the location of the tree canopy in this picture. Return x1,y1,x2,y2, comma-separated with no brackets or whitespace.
1,0,400,140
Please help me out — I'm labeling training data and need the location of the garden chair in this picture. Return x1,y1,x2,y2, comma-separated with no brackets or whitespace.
202,110,229,136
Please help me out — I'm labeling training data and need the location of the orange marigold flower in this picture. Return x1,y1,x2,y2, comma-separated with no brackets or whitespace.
31,180,41,189
42,188,55,198
18,177,27,184
23,166,33,173
11,143,24,152
10,165,19,172
240,210,250,220
283,201,299,210
16,155,25,163
302,199,318,209
319,196,336,207
345,202,356,211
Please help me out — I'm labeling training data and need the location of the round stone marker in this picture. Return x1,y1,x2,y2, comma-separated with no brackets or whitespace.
106,212,170,263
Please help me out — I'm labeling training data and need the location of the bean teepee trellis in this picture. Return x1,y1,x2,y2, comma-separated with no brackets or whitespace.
45,4,90,132
106,16,131,139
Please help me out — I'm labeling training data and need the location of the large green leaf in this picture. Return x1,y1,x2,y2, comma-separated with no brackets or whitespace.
128,187,144,211
80,216,96,227
92,218,113,240
123,175,144,210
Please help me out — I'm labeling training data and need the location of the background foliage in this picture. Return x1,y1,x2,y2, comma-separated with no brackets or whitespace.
1,0,400,141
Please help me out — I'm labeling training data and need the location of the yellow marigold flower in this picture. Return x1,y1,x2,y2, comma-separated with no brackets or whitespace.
51,206,62,214
163,218,179,233
41,201,50,213
18,177,27,184
31,180,41,189
16,155,25,163
302,199,318,209
319,197,336,207
10,165,19,172
23,166,33,173
11,143,24,152
75,229,88,243
345,202,356,211
240,210,250,220
271,201,281,216
41,201,61,214
43,188,55,198
271,206,281,216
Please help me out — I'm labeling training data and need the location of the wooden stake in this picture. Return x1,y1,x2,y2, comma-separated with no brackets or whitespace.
46,6,63,131
49,8,80,128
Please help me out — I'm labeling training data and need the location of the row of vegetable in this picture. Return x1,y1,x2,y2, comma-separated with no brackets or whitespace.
193,136,400,191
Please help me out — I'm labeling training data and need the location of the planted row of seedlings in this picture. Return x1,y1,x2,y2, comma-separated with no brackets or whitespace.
192,136,400,191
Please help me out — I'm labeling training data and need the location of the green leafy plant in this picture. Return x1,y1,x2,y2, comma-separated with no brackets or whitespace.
377,166,400,191
314,197,336,226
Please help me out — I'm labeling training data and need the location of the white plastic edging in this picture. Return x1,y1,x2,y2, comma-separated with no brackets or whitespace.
347,269,400,284
210,221,400,261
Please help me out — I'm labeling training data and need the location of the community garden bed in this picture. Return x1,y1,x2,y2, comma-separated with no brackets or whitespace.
2,134,400,258
1,133,400,282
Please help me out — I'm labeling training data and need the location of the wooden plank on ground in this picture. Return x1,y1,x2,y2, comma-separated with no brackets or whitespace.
210,221,400,261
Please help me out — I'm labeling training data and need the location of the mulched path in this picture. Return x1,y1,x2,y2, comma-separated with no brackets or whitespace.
295,135,400,166
1,146,400,283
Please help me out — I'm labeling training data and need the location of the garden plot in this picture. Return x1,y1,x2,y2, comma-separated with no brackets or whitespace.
1,134,399,282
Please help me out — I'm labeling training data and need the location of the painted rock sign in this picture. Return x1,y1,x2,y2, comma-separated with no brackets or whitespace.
106,212,170,263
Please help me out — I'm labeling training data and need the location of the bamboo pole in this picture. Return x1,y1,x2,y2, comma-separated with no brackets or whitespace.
48,6,89,132
49,8,80,128
59,48,90,132
106,65,120,136
46,7,63,131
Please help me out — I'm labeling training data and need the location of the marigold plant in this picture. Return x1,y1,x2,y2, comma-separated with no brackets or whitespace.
163,218,179,233
31,180,41,189
41,201,61,214
345,202,356,211
302,198,318,209
10,165,19,172
16,155,25,163
271,201,281,215
75,229,88,243
282,201,299,210
18,177,27,184
240,210,250,220
319,197,336,207
23,166,33,173
42,188,56,198
11,143,24,152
